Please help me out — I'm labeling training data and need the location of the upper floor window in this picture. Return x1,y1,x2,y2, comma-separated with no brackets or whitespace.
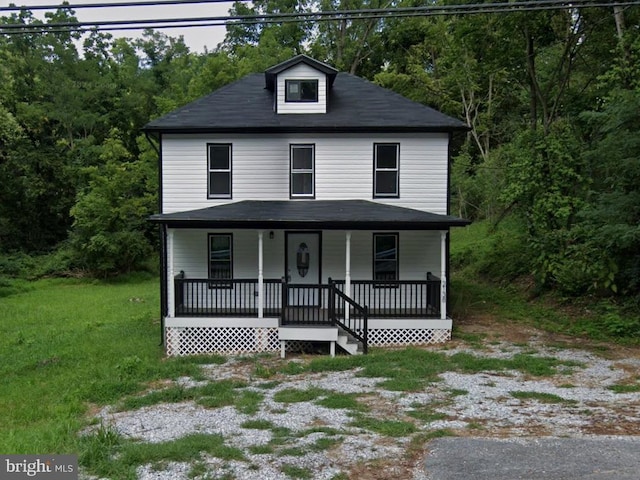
209,233,233,282
373,233,398,281
208,143,232,198
374,143,399,198
290,144,315,198
285,80,318,103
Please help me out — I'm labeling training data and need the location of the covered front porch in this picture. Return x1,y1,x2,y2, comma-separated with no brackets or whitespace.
151,200,469,356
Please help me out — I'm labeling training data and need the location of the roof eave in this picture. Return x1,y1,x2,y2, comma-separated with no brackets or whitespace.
141,124,470,134
148,217,471,230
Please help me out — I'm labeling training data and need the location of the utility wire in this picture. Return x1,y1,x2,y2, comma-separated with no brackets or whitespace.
0,0,630,12
2,0,639,35
0,0,241,12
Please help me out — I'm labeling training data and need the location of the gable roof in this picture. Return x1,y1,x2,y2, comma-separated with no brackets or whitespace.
144,63,468,134
264,54,338,90
149,200,470,230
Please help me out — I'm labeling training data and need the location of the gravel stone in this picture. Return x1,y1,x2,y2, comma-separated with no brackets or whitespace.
87,337,640,479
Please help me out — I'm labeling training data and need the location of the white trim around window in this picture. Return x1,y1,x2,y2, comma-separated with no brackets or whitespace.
373,143,400,198
290,144,315,198
207,143,232,199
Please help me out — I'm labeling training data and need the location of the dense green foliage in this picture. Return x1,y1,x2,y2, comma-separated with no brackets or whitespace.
1,2,638,306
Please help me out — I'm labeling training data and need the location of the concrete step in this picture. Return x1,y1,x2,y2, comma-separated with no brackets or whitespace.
337,331,363,355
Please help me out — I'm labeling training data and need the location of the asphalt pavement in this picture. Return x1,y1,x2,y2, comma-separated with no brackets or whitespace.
424,437,640,480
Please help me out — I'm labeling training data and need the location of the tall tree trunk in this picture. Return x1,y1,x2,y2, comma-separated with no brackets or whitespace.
525,29,538,130
613,5,625,41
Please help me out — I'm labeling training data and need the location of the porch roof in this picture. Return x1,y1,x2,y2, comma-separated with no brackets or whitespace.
149,200,470,230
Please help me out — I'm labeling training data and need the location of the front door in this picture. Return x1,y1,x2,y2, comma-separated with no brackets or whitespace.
286,232,321,306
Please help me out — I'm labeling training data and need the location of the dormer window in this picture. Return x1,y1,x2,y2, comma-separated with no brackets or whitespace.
285,80,318,103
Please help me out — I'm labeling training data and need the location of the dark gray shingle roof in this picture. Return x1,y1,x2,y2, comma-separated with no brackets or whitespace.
149,200,470,229
144,72,467,133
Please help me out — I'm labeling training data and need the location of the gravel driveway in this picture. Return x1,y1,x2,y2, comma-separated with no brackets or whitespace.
89,326,640,479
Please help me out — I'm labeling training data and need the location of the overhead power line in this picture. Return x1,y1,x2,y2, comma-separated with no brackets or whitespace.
0,0,240,12
0,0,633,12
1,0,638,35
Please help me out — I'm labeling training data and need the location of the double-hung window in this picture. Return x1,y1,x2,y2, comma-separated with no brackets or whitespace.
209,234,233,285
290,144,315,198
373,233,399,281
374,143,399,198
208,143,232,198
285,79,319,102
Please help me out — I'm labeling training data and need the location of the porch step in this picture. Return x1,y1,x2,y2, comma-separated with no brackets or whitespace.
337,329,363,356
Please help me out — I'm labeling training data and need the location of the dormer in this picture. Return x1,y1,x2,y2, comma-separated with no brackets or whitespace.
265,55,338,114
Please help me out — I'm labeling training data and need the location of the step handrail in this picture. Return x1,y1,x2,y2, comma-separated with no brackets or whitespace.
329,279,368,354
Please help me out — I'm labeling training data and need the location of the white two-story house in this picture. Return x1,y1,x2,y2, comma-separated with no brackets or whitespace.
145,55,469,357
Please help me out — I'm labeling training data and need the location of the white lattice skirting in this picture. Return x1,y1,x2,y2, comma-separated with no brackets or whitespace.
367,328,451,347
165,327,279,356
164,326,451,356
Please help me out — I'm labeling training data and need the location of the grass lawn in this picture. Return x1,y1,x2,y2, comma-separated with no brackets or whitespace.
1,228,636,462
0,274,208,454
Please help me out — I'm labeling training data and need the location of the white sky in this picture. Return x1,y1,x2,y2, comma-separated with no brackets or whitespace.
5,0,233,52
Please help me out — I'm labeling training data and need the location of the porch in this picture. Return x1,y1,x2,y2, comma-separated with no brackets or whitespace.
151,200,470,356
171,275,443,356
173,276,442,321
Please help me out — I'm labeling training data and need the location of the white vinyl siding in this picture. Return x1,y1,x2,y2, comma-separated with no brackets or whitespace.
170,229,441,285
171,229,282,280
276,64,327,114
161,133,449,215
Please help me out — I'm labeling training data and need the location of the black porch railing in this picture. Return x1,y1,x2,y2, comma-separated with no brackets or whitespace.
174,277,440,320
333,278,440,318
174,277,281,317
280,280,333,326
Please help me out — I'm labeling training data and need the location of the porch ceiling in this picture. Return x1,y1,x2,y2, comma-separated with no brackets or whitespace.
149,200,470,230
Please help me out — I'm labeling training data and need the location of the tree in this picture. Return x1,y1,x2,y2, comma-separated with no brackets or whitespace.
69,132,157,276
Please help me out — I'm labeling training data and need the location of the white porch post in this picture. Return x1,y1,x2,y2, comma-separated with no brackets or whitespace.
345,231,352,322
168,228,175,317
440,230,447,320
258,230,264,319
345,231,352,298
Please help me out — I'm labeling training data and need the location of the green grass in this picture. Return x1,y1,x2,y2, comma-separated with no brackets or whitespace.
119,378,261,415
352,415,417,437
0,276,220,454
315,392,369,412
241,419,274,430
607,384,640,393
308,436,342,451
4,271,631,476
407,404,448,423
509,391,577,404
248,444,274,455
281,464,313,479
273,387,325,403
285,347,582,394
80,428,244,479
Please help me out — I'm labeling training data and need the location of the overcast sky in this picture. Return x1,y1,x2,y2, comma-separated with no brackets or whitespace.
8,0,233,52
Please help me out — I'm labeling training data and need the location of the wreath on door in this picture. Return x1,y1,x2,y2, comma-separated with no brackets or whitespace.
296,242,310,277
